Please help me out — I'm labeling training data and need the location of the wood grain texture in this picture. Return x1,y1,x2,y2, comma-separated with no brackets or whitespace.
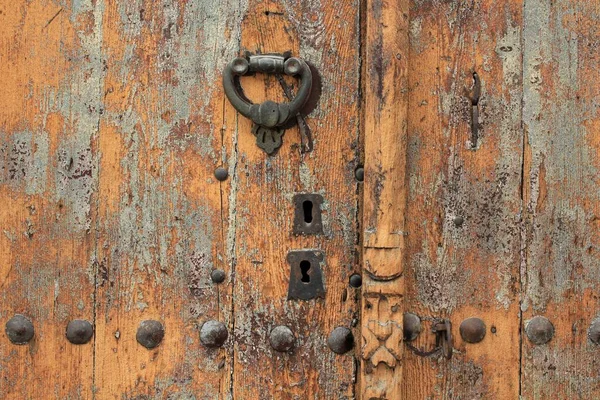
93,0,242,397
230,0,361,398
402,0,523,398
360,0,409,397
0,1,101,398
521,1,600,398
10,0,600,398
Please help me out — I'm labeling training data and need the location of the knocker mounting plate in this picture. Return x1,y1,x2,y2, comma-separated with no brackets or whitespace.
223,53,313,155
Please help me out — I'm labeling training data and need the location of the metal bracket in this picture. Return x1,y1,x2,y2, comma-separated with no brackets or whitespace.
287,250,325,301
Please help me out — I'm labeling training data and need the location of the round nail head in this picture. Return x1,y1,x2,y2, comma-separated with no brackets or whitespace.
589,321,600,345
200,320,228,348
136,320,165,349
526,316,554,345
214,167,228,181
403,312,422,342
459,317,486,344
231,57,249,75
211,269,226,284
349,274,362,288
66,319,94,345
284,58,302,75
327,327,354,354
5,314,34,345
269,325,295,352
453,216,464,227
355,167,364,182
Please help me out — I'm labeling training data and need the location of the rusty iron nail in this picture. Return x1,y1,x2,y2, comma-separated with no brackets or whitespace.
214,167,229,181
210,269,226,284
136,320,165,349
5,314,34,345
269,325,295,352
403,312,422,342
327,327,354,354
459,317,486,344
200,320,228,348
349,274,362,288
66,319,94,345
355,167,364,182
525,316,554,345
588,320,600,345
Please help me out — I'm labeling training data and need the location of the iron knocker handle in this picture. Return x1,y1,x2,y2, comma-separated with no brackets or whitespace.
223,54,312,128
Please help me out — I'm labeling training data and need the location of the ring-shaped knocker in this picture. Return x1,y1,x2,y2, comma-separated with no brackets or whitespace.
223,54,313,155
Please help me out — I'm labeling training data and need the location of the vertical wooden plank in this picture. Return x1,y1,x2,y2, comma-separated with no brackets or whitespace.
403,0,523,398
93,0,243,396
0,1,102,398
360,0,409,397
230,0,361,398
522,1,600,398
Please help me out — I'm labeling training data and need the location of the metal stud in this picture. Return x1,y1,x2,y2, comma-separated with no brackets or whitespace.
588,320,600,345
269,325,295,352
136,320,165,349
403,312,421,342
459,317,486,344
214,167,229,181
453,216,464,227
66,319,94,345
211,269,226,284
200,320,228,348
349,274,362,288
525,316,554,345
5,314,34,345
355,167,364,182
327,327,354,354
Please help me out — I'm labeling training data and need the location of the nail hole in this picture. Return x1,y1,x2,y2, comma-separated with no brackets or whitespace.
302,200,313,224
300,260,311,283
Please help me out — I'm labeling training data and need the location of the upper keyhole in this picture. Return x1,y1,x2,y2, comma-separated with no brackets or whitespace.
303,200,313,224
300,260,311,283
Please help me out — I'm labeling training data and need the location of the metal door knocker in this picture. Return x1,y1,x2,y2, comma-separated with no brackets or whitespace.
223,53,313,155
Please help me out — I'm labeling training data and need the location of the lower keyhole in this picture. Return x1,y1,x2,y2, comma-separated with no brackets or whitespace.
300,260,311,283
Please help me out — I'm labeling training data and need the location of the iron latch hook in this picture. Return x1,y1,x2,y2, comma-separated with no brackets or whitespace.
405,318,454,360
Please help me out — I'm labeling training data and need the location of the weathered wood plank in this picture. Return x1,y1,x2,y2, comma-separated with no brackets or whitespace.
0,1,103,397
360,0,409,396
93,0,242,396
230,0,361,398
521,1,600,398
402,0,523,398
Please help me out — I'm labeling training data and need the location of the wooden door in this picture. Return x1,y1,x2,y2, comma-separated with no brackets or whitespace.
1,0,599,399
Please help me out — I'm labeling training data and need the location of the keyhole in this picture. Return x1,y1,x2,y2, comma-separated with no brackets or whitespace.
303,200,313,224
300,260,311,283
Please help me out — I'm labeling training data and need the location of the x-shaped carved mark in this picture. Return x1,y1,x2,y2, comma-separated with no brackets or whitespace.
363,319,403,368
